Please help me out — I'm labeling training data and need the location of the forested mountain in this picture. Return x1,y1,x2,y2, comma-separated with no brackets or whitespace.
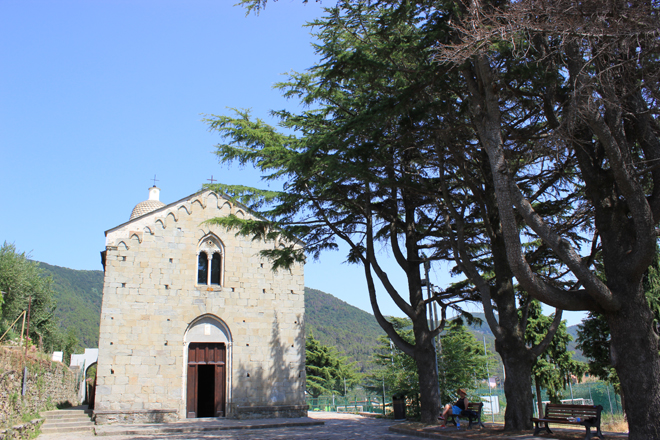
457,312,585,365
35,262,584,370
36,262,103,348
304,287,384,373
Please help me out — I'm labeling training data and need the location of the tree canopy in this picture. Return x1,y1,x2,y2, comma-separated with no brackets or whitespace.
0,242,58,350
306,333,360,397
215,0,660,433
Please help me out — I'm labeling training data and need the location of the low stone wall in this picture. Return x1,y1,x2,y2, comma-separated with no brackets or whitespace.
0,419,42,440
0,347,80,437
231,404,309,420
94,409,178,425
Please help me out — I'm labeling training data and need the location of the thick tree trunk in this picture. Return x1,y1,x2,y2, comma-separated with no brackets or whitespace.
413,322,441,424
606,284,660,440
482,153,537,431
497,343,534,430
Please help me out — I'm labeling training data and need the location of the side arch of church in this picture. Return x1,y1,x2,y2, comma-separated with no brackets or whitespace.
95,189,306,424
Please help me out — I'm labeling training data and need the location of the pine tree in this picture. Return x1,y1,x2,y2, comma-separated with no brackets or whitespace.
305,333,360,398
523,299,587,415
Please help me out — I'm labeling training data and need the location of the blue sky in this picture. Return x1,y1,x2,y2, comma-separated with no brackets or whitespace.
0,0,585,326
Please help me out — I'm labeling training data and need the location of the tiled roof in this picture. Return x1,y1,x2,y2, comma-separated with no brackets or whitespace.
129,200,165,220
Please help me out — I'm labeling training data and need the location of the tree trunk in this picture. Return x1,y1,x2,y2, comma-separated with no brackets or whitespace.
413,322,441,424
606,284,660,440
498,347,534,430
535,378,543,419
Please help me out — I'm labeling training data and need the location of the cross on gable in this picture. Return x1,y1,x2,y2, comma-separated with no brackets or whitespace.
207,176,216,184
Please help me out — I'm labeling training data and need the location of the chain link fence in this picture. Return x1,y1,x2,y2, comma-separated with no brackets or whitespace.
306,394,393,415
472,380,623,423
307,380,623,421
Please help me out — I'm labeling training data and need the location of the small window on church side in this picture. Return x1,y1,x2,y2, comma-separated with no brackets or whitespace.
210,253,222,285
198,252,208,284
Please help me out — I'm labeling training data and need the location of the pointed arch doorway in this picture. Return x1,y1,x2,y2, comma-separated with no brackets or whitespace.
185,315,232,418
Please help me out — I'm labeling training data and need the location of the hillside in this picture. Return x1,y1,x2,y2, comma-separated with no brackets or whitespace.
462,312,585,363
34,262,387,365
34,262,585,373
304,287,384,373
37,262,104,347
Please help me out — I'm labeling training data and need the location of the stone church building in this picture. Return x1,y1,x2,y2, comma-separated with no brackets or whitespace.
94,186,306,424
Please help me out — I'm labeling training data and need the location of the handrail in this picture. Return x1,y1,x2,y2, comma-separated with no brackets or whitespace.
0,310,26,344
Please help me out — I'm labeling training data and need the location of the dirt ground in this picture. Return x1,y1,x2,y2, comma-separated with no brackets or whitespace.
395,421,627,440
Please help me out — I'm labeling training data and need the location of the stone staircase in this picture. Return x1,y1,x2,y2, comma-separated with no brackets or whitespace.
40,406,94,435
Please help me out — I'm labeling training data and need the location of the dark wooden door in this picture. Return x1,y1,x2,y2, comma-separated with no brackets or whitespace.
186,343,226,418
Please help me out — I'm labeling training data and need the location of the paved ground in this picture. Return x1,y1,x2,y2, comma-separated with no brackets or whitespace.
37,412,422,440
37,412,628,440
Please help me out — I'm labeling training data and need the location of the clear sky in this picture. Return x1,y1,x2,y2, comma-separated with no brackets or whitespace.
0,0,586,326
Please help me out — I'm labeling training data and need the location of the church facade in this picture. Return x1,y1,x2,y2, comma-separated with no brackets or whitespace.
94,187,306,424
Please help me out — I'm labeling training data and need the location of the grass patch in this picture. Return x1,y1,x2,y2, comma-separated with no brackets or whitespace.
601,414,628,433
21,412,40,423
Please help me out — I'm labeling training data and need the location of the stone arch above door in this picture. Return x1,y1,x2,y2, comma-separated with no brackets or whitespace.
184,314,232,344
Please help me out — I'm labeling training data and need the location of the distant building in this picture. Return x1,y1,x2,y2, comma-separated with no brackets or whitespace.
94,187,306,424
70,348,99,402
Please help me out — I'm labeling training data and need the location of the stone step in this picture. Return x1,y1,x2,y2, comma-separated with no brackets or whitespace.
40,424,94,434
43,419,94,427
42,413,92,421
44,417,93,425
42,409,92,418
41,420,94,432
40,406,94,434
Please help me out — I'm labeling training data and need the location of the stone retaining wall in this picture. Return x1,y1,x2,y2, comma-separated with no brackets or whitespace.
0,419,42,440
0,347,80,438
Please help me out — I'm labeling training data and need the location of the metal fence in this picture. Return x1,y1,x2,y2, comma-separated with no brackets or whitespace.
307,380,623,420
306,395,393,414
472,380,624,422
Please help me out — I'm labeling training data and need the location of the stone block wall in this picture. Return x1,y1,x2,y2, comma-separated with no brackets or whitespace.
0,347,80,435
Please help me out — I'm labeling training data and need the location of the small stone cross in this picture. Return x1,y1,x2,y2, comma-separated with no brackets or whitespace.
207,176,217,184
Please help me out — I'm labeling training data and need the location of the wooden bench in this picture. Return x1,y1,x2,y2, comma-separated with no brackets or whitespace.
446,402,484,429
531,403,604,440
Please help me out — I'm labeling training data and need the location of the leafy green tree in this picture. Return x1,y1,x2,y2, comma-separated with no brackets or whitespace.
62,327,80,367
366,318,421,418
434,0,660,435
577,254,660,412
208,1,570,427
204,1,470,423
366,318,492,419
524,299,587,415
306,333,360,397
0,242,58,350
437,321,492,404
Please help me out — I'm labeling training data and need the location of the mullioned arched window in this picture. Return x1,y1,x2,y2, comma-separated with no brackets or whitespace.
197,235,224,286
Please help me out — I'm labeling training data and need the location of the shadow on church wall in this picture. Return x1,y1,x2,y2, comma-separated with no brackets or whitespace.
231,311,306,418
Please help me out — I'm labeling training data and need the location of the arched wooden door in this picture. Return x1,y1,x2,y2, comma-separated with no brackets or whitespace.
186,342,226,418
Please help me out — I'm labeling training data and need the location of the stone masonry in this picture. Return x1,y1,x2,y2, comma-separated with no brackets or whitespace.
95,189,306,423
0,347,80,439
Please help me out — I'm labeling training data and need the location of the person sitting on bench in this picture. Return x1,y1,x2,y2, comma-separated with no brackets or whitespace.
440,388,468,427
